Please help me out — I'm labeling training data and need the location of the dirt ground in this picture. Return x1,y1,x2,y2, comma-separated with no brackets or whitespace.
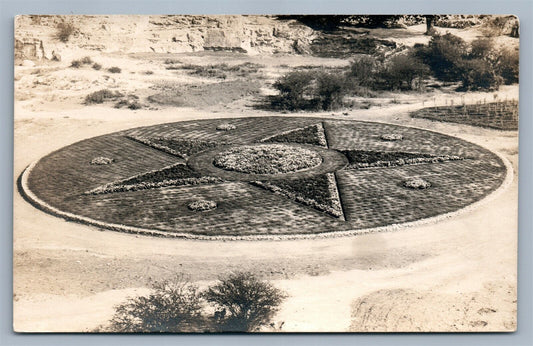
13,32,518,332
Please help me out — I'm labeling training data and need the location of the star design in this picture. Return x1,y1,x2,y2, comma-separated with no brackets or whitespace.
85,122,464,221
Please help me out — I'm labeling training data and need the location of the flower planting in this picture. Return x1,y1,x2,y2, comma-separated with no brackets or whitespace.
403,177,432,189
213,144,322,174
90,156,114,165
187,200,217,211
216,123,237,131
380,133,404,141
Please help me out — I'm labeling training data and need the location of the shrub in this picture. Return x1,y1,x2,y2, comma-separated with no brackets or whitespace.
92,63,102,70
415,33,467,82
496,48,519,84
379,53,430,90
81,56,93,64
56,22,76,42
107,275,206,332
108,66,122,73
203,272,287,332
187,200,217,211
272,70,349,111
348,55,377,87
458,58,503,91
84,89,124,104
70,60,82,68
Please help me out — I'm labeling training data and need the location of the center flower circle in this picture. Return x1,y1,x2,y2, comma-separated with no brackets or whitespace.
213,144,322,174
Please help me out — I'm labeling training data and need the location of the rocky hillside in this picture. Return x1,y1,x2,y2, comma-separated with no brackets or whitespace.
15,15,316,62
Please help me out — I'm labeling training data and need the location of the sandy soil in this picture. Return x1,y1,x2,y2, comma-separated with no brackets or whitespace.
13,34,518,332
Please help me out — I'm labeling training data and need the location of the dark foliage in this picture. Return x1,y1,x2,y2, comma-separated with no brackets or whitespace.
108,66,122,73
271,70,349,111
341,150,434,165
203,272,287,332
119,164,202,186
108,276,207,332
262,124,325,146
84,89,124,104
56,22,76,42
496,48,519,84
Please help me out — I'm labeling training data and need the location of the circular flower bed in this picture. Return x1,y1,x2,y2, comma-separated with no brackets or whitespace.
403,177,431,189
216,123,236,131
187,200,217,211
381,133,404,141
213,144,322,174
90,156,114,165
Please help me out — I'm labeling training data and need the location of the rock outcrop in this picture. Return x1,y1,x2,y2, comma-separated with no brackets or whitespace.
15,15,317,62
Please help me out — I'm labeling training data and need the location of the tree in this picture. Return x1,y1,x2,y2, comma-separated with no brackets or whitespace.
203,272,287,332
424,15,436,35
107,275,206,332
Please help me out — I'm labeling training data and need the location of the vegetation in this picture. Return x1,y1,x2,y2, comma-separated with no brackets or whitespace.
108,275,207,332
92,63,102,70
106,273,286,332
90,157,114,165
410,100,519,130
203,272,287,332
127,136,219,158
84,89,124,104
261,123,327,147
340,150,463,169
403,178,432,189
187,200,217,211
70,56,96,69
56,22,76,42
108,66,122,73
213,145,322,174
85,163,221,195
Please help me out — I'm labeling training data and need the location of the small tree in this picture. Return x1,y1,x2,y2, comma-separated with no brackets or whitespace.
203,272,287,332
108,275,206,332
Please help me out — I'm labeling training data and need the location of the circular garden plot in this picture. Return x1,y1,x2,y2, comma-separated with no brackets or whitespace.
20,117,508,239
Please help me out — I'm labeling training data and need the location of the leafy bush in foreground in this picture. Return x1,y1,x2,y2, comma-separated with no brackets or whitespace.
105,272,286,333
108,66,122,73
203,272,287,332
108,276,206,332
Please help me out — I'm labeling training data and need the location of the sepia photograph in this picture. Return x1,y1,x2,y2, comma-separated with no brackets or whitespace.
13,14,519,333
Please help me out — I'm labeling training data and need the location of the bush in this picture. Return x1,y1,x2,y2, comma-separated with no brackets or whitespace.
92,63,102,70
84,89,124,104
497,48,519,84
348,55,377,87
108,66,122,73
81,56,93,64
203,272,287,332
272,70,349,111
56,22,76,42
415,33,467,82
108,275,206,332
379,53,429,90
70,60,82,68
458,58,503,91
